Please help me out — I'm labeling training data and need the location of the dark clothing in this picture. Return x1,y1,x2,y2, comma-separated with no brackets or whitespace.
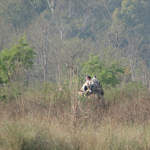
84,85,93,92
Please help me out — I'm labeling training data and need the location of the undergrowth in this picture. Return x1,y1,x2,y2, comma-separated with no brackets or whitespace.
0,82,150,150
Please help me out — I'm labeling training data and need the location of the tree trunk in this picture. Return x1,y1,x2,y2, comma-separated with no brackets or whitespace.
130,53,134,81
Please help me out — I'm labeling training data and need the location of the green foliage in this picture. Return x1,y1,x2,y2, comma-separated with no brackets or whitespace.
0,0,150,85
0,35,36,84
0,83,22,102
0,0,47,28
104,82,147,103
81,55,124,87
114,0,150,35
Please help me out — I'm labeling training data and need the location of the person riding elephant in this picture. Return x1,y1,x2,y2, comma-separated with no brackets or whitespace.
79,75,105,105
80,76,93,94
83,76,93,94
92,75,104,96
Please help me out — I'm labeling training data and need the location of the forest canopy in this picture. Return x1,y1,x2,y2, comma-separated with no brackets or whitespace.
0,0,149,87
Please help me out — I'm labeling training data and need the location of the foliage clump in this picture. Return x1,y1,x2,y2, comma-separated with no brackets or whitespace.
81,55,124,87
0,35,36,84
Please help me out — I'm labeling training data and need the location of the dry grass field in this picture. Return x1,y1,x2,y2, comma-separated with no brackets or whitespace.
0,82,150,150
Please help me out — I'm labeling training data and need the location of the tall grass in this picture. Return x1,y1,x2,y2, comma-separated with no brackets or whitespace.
0,82,150,149
0,116,150,150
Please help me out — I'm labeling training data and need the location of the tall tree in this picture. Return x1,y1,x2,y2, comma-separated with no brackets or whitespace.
0,35,36,84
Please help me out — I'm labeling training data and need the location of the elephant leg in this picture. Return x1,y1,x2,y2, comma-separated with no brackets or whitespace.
100,94,105,106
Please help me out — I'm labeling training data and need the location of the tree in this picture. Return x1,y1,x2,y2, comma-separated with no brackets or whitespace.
0,35,36,84
0,0,47,28
81,55,124,87
0,0,150,86
113,0,150,37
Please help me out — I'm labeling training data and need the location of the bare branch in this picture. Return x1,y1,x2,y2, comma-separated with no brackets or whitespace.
103,0,112,17
47,0,54,13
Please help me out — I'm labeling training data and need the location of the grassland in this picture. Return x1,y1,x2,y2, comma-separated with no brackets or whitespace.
0,82,150,150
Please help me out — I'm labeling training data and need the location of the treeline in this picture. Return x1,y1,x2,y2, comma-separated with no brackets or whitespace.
0,0,150,86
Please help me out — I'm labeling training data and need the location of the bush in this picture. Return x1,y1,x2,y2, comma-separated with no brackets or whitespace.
104,82,147,103
81,55,124,87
